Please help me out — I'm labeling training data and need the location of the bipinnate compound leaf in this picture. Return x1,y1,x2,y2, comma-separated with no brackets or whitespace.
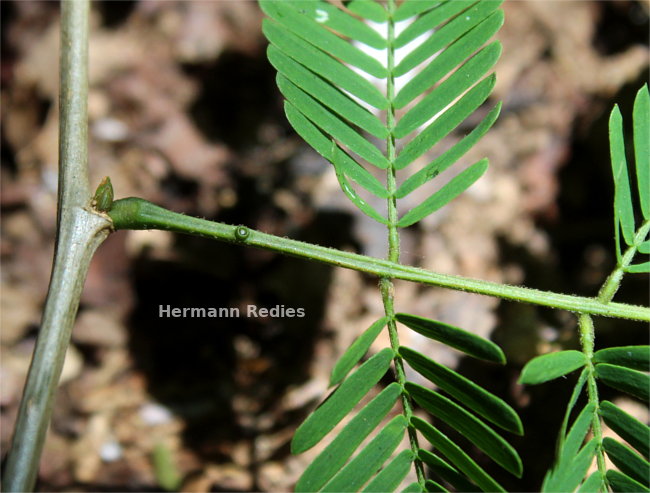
424,479,447,492
543,439,598,493
330,317,389,386
402,482,424,493
609,105,636,246
405,383,522,476
394,75,496,170
260,1,387,78
362,449,414,492
593,346,650,371
399,346,522,434
396,313,505,363
595,363,650,402
394,1,503,77
396,104,501,199
283,103,388,198
412,416,505,493
291,347,394,454
559,403,595,462
321,415,406,493
600,401,650,459
267,46,388,139
603,437,650,486
578,471,603,493
606,469,650,493
395,10,504,108
278,75,388,169
398,159,489,227
633,84,649,219
262,20,387,110
418,450,479,492
394,43,501,138
519,350,586,385
295,382,402,492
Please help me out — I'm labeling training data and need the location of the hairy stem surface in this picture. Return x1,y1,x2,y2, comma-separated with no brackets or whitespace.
382,0,424,484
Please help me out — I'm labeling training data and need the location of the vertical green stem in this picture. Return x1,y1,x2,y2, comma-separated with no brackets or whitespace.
578,221,649,488
382,0,425,485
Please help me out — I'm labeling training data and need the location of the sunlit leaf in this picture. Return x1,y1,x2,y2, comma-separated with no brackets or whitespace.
560,403,595,462
295,382,402,492
400,346,521,434
633,84,649,219
625,262,650,273
331,317,389,386
609,105,636,245
544,439,597,493
321,415,406,492
393,0,440,22
346,0,387,23
398,159,488,227
362,449,414,492
519,350,586,385
396,313,505,363
292,347,394,454
578,471,604,493
394,1,471,49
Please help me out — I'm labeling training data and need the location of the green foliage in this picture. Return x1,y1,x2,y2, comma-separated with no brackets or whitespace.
519,350,587,385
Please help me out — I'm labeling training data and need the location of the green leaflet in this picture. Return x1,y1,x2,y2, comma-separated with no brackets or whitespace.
543,439,598,493
395,75,496,170
92,176,114,212
393,0,441,22
283,102,388,198
345,0,387,23
603,437,650,486
556,368,588,457
395,11,504,109
291,347,394,454
295,382,402,492
560,403,595,462
260,1,387,78
626,262,650,273
578,471,604,493
394,42,501,138
321,415,406,492
519,350,587,385
396,313,505,363
633,85,649,219
637,240,650,254
282,1,386,49
362,449,414,492
406,383,522,476
397,159,489,227
424,479,448,492
606,470,650,493
402,482,424,493
332,148,389,224
263,20,387,110
394,0,472,49
412,416,505,492
609,105,636,246
418,450,479,492
595,363,650,402
278,75,388,169
593,346,650,371
330,317,389,386
599,400,650,459
394,0,503,77
396,104,501,198
399,346,522,434
268,46,388,139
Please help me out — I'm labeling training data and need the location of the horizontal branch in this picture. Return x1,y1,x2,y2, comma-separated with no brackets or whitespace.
108,198,650,322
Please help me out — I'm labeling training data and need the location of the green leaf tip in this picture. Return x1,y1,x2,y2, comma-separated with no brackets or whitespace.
519,350,586,385
92,176,114,212
291,347,394,455
396,313,505,363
